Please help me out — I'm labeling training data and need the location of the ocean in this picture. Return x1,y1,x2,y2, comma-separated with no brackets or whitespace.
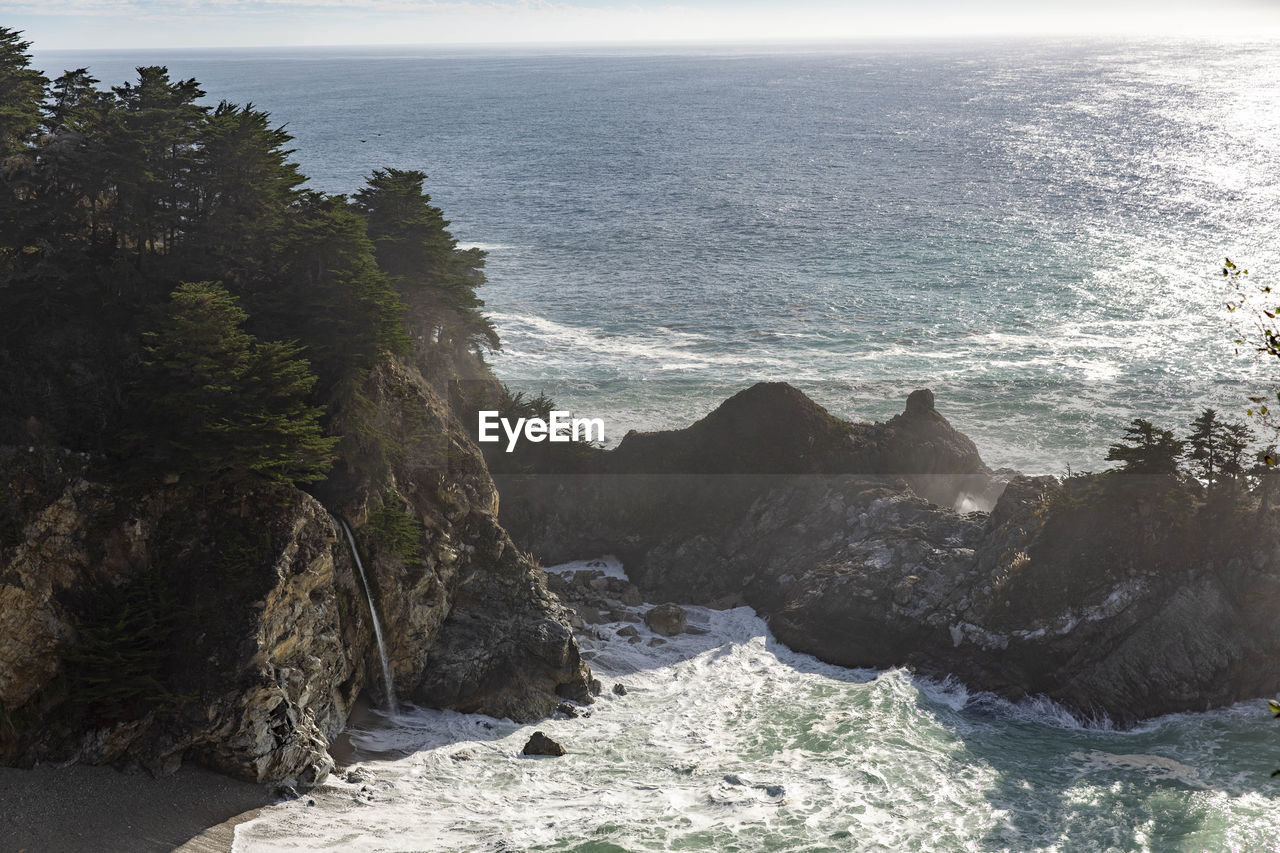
33,40,1280,850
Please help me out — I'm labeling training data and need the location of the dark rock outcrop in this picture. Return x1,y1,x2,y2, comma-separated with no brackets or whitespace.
644,604,687,637
522,731,565,756
0,358,593,785
498,383,1280,724
496,382,1000,574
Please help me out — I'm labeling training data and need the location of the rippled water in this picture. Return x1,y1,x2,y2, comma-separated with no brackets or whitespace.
233,589,1280,852
33,40,1280,472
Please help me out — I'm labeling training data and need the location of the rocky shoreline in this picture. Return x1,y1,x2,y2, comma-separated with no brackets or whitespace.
500,382,1280,726
0,357,593,790
3,376,1278,834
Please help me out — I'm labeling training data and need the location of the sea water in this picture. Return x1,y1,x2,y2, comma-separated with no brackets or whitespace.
34,39,1280,473
30,41,1280,849
231,565,1280,851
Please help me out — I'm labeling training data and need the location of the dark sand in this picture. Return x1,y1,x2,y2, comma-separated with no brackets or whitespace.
0,763,275,853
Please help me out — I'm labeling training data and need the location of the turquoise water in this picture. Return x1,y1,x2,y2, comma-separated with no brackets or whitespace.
32,42,1280,849
34,40,1280,473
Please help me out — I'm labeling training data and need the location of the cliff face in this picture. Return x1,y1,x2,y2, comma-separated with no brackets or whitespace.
497,383,1280,724
0,359,592,786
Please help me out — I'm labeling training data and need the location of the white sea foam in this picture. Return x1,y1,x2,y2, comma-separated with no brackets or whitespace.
543,554,627,581
234,577,1280,852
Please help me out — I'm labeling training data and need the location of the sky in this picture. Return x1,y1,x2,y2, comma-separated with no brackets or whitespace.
6,0,1280,50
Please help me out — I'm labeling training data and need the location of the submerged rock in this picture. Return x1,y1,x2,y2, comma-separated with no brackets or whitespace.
522,731,566,757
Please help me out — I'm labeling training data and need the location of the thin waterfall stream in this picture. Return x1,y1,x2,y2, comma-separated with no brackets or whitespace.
337,517,398,714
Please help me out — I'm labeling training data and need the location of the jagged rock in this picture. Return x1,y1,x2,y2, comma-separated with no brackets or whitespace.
0,473,350,785
494,383,1280,724
612,683,627,696
0,358,596,785
644,604,687,636
616,626,639,638
522,731,565,757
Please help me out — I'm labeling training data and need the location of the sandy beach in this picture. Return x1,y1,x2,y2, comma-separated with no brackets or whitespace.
0,763,275,853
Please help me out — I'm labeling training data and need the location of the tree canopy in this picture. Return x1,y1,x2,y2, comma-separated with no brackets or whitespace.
0,27,502,488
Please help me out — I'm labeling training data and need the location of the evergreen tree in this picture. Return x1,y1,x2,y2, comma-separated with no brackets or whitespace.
1105,418,1184,477
186,101,304,281
0,27,46,160
140,281,337,485
1187,408,1224,486
35,68,113,248
267,193,409,387
106,67,207,266
0,28,48,267
1186,408,1254,491
353,168,498,359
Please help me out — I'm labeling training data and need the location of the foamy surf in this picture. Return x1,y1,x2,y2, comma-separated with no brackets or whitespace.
233,567,1280,852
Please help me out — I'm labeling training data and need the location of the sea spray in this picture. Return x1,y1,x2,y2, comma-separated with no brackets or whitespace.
337,517,397,714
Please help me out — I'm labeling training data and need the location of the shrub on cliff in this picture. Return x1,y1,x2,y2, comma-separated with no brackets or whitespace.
137,281,337,485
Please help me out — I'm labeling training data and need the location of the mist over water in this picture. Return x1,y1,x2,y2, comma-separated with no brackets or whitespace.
35,41,1280,848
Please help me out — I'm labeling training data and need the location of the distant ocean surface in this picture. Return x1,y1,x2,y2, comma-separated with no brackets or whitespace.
33,39,1280,473
34,41,1280,851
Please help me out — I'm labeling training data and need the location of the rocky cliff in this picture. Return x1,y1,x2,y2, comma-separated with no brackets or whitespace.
498,382,1280,724
0,359,593,786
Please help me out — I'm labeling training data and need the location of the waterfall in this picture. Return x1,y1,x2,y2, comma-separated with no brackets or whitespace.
337,517,398,714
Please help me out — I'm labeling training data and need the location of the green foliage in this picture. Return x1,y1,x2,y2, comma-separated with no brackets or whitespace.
0,30,501,495
498,385,556,422
367,494,425,562
0,28,47,160
139,281,338,485
1104,418,1184,477
267,193,410,384
353,168,498,358
1186,408,1253,492
62,571,175,723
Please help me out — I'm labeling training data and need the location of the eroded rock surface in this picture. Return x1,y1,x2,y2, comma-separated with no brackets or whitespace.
498,383,1280,724
0,359,593,785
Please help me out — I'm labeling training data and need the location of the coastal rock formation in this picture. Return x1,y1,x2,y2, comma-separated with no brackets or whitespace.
0,360,592,785
0,464,352,785
499,383,1280,724
522,731,565,756
644,604,688,637
324,360,592,722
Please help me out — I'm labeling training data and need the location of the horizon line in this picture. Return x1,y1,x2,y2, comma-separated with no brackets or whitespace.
30,32,1280,54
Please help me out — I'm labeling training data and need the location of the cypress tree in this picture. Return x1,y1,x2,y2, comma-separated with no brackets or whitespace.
140,281,337,485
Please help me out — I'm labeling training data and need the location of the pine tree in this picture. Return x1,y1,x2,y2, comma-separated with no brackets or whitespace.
1186,408,1254,491
186,101,305,281
0,27,47,161
0,28,48,266
106,67,207,266
266,193,409,388
1105,418,1184,477
140,281,337,485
